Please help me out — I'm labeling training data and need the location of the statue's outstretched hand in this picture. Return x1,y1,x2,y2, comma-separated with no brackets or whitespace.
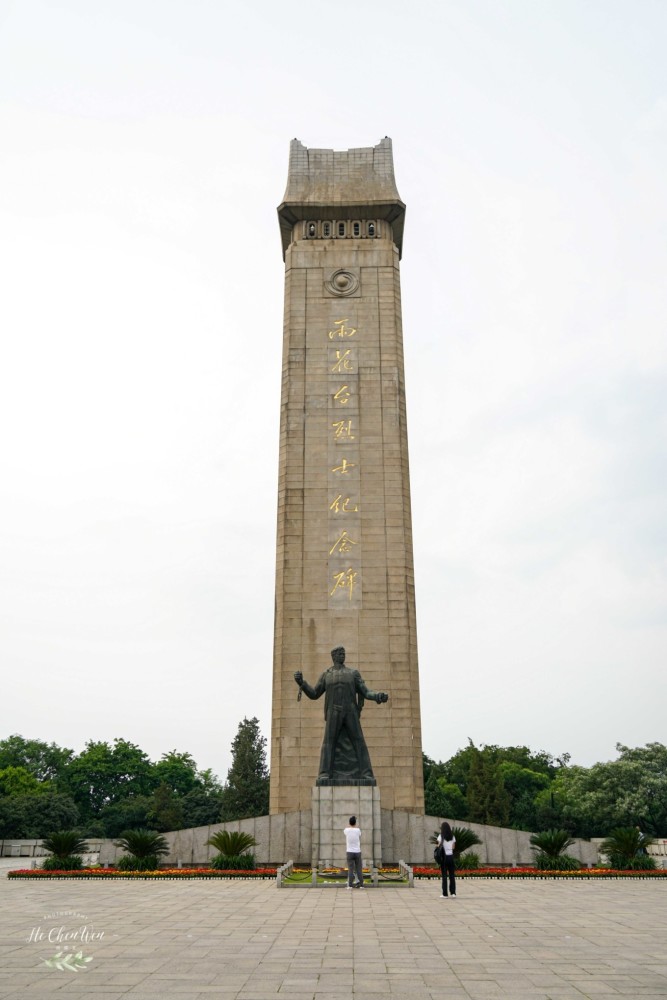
377,692,389,703
294,671,304,686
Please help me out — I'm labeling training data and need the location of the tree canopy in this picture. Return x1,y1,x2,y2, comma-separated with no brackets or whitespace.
62,739,156,818
423,741,667,838
3,728,665,841
0,732,227,838
0,735,73,782
554,743,667,837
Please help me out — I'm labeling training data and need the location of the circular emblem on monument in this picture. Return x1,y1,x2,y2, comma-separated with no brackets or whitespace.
325,269,359,297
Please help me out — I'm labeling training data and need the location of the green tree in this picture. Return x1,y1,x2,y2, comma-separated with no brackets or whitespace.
422,752,446,789
196,768,223,793
440,741,479,794
0,793,79,838
62,738,156,819
440,741,560,793
153,751,200,796
466,747,510,826
424,771,449,817
424,771,467,819
441,781,468,820
219,718,269,822
557,743,667,837
97,796,153,838
149,783,185,832
498,762,550,830
0,765,45,797
181,787,225,828
148,753,223,831
533,785,567,832
0,735,74,783
430,741,570,833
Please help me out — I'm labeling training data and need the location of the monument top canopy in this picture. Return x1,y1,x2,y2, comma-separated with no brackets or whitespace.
277,137,406,259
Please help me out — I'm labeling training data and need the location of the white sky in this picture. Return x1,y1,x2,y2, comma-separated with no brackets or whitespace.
1,0,665,781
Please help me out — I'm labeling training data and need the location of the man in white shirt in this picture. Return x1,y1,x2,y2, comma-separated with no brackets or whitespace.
344,816,363,888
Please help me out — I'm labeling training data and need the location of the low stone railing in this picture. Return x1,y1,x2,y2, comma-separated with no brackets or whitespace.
276,860,294,887
398,860,414,887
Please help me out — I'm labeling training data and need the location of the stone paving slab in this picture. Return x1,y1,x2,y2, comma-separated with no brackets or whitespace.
0,877,666,998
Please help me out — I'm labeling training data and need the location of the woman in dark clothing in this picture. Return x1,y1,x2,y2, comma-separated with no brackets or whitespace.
437,821,456,897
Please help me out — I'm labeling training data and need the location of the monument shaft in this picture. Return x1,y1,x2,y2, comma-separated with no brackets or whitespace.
271,138,424,815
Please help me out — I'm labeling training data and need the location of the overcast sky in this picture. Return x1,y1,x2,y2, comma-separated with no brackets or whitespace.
1,0,665,782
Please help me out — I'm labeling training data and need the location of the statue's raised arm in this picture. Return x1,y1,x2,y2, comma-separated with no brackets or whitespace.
294,670,325,701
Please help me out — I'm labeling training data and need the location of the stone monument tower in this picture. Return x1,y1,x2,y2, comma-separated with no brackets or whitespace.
271,139,424,845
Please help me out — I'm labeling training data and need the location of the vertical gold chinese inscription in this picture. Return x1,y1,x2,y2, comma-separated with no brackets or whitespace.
328,323,361,610
271,138,424,816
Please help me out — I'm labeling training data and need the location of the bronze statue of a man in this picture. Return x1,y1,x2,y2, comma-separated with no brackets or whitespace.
294,646,388,783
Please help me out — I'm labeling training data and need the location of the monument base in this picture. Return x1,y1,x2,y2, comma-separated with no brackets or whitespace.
311,784,381,868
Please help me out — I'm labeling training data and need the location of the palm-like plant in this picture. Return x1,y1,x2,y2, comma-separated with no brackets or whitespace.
115,829,170,871
599,827,656,870
42,831,89,857
40,831,88,870
206,830,257,855
530,829,574,856
530,829,580,871
206,830,257,870
451,826,483,857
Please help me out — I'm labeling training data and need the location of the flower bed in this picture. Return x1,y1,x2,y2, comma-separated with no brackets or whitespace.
413,866,667,879
9,865,666,881
282,866,408,886
7,867,278,880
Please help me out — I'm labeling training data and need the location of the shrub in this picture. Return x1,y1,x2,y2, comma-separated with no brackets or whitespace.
456,851,480,869
621,853,657,871
599,827,655,869
42,854,83,871
209,853,255,870
116,854,160,871
533,851,582,871
40,830,88,870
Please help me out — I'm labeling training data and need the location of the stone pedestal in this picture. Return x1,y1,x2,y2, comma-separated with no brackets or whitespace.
312,784,381,868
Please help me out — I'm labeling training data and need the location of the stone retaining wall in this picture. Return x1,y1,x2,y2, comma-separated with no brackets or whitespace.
2,812,599,867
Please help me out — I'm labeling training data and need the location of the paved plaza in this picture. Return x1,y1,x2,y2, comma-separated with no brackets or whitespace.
1,874,666,999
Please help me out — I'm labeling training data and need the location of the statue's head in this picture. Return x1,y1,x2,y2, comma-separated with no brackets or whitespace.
331,646,346,664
